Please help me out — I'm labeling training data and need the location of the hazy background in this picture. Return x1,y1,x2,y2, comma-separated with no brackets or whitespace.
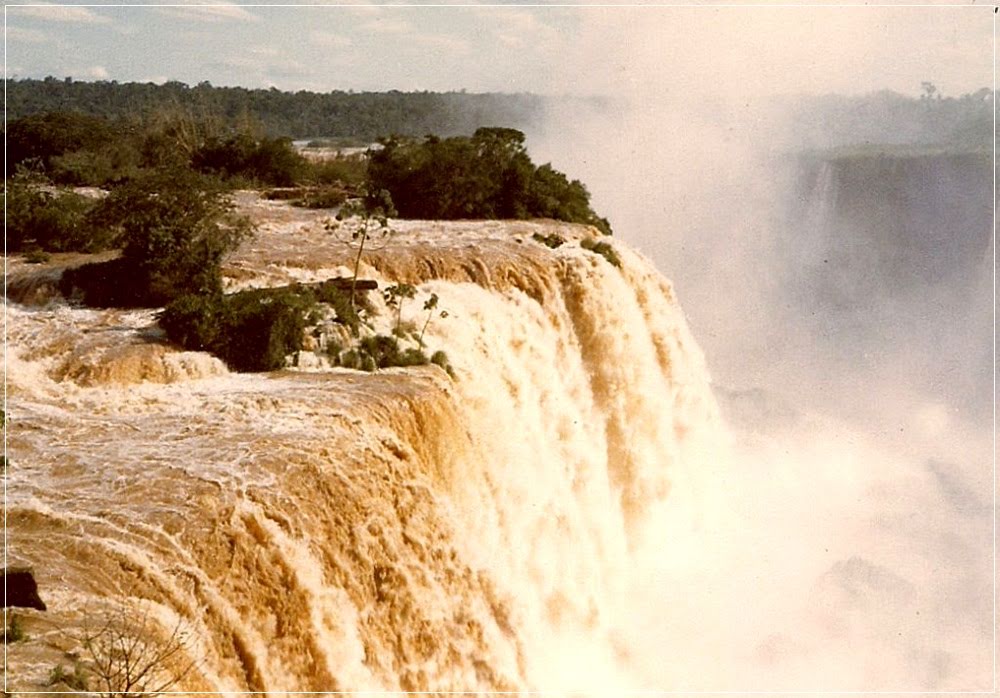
6,2,995,691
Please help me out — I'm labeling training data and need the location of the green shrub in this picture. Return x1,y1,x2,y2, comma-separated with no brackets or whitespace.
5,171,108,253
367,128,612,233
24,248,52,264
295,187,349,209
532,232,565,249
161,287,312,372
158,292,221,350
301,154,367,187
192,134,304,186
3,613,26,643
48,661,89,691
315,284,362,334
581,237,622,268
217,288,311,371
430,350,456,378
49,141,144,187
62,168,253,307
348,334,429,371
7,111,117,172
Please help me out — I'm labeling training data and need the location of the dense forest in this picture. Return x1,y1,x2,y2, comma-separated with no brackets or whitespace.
5,77,545,141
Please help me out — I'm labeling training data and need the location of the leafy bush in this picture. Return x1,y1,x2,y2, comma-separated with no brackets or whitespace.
23,248,52,264
430,350,456,378
7,111,117,172
192,134,304,186
314,283,362,334
532,232,565,249
357,334,428,369
301,153,367,187
5,170,109,253
296,187,349,209
157,293,222,351
581,237,622,268
62,168,253,307
3,613,26,643
367,128,611,233
161,288,312,372
48,661,89,691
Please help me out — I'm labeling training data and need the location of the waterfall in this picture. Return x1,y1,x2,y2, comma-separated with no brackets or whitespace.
4,224,723,694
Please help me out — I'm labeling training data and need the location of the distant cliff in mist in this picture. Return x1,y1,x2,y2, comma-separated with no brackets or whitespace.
790,148,991,300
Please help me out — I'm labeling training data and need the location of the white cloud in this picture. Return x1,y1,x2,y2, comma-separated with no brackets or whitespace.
84,65,109,80
10,4,110,24
309,30,352,49
156,4,259,24
222,50,309,78
6,26,51,44
360,16,411,35
411,34,471,55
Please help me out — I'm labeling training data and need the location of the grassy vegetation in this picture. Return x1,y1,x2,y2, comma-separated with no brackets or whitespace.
48,661,90,691
581,237,622,268
368,128,612,234
532,232,566,249
3,613,26,643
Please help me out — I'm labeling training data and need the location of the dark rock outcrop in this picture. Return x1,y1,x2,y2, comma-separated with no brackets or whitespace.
2,567,46,611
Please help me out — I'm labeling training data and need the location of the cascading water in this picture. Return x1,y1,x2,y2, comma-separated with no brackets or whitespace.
4,212,723,694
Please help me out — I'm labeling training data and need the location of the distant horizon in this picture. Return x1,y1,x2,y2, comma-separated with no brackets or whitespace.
5,4,992,103
6,74,991,104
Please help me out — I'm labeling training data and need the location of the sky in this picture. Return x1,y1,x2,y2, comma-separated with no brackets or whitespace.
3,2,995,100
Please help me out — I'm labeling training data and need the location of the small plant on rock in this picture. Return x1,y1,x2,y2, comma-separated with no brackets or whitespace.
581,237,622,268
418,293,448,348
532,232,565,249
3,612,26,643
48,660,90,691
383,283,417,336
326,187,396,311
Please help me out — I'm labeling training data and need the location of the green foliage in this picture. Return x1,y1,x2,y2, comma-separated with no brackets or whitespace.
296,187,349,209
7,78,545,143
3,613,26,643
215,288,311,371
581,237,622,268
301,153,367,187
48,661,90,691
157,293,222,351
430,349,456,378
7,111,117,172
5,169,109,253
532,232,566,249
23,248,52,264
418,293,446,347
192,134,304,186
366,128,611,232
314,284,362,334
330,188,397,310
357,335,428,370
63,168,253,307
161,288,312,372
383,283,417,335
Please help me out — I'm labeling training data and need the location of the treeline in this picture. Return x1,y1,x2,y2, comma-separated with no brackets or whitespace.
779,87,993,152
5,77,543,141
5,109,363,189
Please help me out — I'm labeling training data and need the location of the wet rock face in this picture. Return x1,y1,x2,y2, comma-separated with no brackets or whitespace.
2,567,46,611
